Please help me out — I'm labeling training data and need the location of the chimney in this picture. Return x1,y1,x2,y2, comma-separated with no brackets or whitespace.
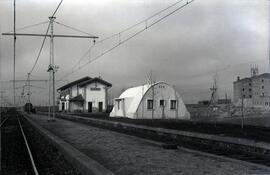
237,76,240,81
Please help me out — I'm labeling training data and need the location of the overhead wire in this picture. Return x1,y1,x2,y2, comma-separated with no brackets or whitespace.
96,0,186,44
28,0,64,75
6,21,49,33
71,44,94,72
59,0,195,80
52,21,98,71
28,23,51,75
51,0,64,17
10,0,64,100
120,0,185,34
23,0,64,97
54,21,94,36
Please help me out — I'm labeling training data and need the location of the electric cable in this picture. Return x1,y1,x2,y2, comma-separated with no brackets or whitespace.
28,23,51,75
59,0,195,80
52,0,64,17
54,21,94,36
6,21,49,33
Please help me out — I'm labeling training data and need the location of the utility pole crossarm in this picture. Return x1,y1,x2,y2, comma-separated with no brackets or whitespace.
10,79,48,82
2,32,99,39
9,79,68,82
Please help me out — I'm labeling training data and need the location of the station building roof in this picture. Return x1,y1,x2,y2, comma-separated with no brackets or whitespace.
58,76,112,91
78,77,112,87
69,94,84,102
57,76,91,91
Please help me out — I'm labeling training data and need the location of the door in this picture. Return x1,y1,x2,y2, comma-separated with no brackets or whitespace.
160,100,165,119
88,102,92,112
62,102,65,111
98,102,103,112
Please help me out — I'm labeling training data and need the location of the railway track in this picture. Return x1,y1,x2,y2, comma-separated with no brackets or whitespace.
1,111,38,175
17,115,39,175
1,111,81,175
0,115,9,127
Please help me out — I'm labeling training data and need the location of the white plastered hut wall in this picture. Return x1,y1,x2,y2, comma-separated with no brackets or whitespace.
110,82,190,119
136,82,190,119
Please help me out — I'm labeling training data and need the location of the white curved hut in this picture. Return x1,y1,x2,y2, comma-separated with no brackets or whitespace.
110,82,190,119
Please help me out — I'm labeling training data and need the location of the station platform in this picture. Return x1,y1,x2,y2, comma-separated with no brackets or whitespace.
24,113,270,175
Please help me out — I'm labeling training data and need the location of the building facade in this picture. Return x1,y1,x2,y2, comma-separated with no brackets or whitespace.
110,82,190,119
233,73,270,109
58,76,112,112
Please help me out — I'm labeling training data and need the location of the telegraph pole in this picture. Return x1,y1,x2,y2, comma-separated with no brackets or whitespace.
13,0,16,107
3,19,98,121
27,73,31,112
241,92,244,129
48,68,51,120
0,91,5,112
49,16,56,121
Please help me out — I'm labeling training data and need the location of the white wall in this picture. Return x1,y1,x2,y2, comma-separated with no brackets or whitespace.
58,94,70,111
58,82,109,112
112,99,124,116
111,82,190,119
112,97,134,117
136,83,190,119
71,85,77,98
85,82,107,111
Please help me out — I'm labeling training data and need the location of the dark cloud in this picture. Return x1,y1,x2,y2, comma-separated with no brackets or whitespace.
0,0,269,105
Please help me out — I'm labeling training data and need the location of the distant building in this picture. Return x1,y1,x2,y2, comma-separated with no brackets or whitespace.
198,99,231,106
198,100,210,106
110,82,190,119
233,73,270,109
217,99,231,105
57,76,112,112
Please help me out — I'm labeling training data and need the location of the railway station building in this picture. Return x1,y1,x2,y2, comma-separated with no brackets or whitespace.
233,73,270,110
57,76,112,112
110,82,190,119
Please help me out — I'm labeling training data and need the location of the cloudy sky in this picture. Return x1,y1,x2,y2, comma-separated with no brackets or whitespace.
0,0,269,106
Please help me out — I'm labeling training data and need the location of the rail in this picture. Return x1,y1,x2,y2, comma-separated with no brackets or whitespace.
0,116,9,127
17,115,39,175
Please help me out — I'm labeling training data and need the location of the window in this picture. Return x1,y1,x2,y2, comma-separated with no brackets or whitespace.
249,83,251,86
170,100,177,110
242,88,245,91
147,100,153,110
262,79,264,83
266,102,268,106
262,86,264,89
262,93,265,97
117,101,120,110
243,95,245,98
249,95,252,98
160,100,165,106
249,88,252,92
